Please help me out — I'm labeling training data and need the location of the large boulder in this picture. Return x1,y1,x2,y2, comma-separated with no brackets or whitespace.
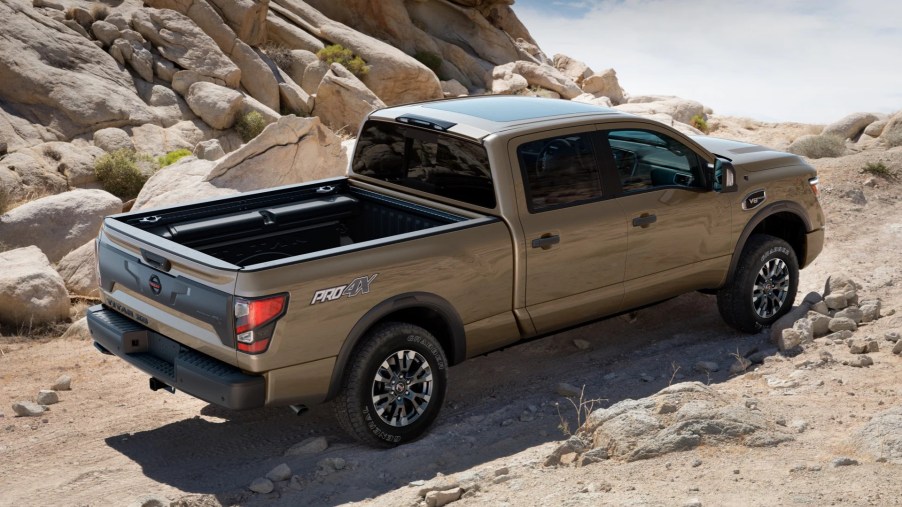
553,54,593,86
880,111,902,147
615,97,706,125
0,246,69,326
286,49,329,95
205,115,347,191
311,63,385,134
56,240,99,297
94,127,134,153
26,142,105,188
265,12,325,53
270,0,443,106
0,0,154,143
581,68,626,105
493,61,582,99
132,7,241,88
185,82,245,130
0,150,68,203
132,158,232,210
0,189,122,262
207,0,270,45
822,112,879,140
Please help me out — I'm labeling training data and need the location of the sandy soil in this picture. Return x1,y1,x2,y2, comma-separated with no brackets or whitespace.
1,122,901,507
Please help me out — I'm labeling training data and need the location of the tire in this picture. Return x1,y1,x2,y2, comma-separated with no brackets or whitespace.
333,322,448,447
717,234,799,333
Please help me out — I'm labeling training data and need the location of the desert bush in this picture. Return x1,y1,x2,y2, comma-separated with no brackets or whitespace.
90,3,109,20
861,161,896,179
690,114,710,134
261,42,292,71
236,111,267,142
788,134,846,159
156,148,192,168
94,149,155,199
414,51,443,75
317,44,369,78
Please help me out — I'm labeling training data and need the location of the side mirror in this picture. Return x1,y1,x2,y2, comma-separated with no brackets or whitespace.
712,159,738,193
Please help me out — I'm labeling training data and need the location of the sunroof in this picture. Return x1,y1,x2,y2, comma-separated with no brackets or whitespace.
422,96,611,122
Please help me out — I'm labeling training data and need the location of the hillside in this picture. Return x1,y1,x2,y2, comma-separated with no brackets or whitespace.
1,1,901,506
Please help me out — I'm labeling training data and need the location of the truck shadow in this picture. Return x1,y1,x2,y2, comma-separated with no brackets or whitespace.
105,292,780,505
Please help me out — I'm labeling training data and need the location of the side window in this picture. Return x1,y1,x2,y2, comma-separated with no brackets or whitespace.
605,130,703,193
517,133,603,211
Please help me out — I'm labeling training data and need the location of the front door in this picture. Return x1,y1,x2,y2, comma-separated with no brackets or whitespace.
512,128,628,333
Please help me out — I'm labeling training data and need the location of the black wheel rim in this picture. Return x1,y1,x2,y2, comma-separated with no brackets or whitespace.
752,258,790,318
371,350,433,427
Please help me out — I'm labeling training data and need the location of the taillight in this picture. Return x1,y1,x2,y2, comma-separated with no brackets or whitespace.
235,294,288,354
808,177,820,198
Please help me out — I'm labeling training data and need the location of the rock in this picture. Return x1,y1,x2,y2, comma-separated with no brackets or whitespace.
0,189,122,262
573,339,590,350
811,300,830,315
835,306,864,324
425,487,463,507
831,457,859,467
747,348,778,364
693,361,719,373
61,317,90,340
193,139,226,161
822,112,879,140
29,141,104,189
778,329,802,353
893,340,902,355
265,13,325,54
729,357,752,374
91,21,121,47
492,61,582,99
131,158,235,211
853,405,902,463
491,64,528,95
185,82,244,130
52,375,72,391
886,331,901,343
848,339,872,354
317,457,346,472
286,49,329,95
93,128,134,153
129,123,198,158
824,293,847,311
615,97,706,125
861,303,880,323
266,463,292,482
441,79,468,97
824,274,860,298
807,312,832,338
33,0,64,9
12,401,45,417
553,53,593,86
0,151,67,202
864,119,887,138
132,8,240,88
205,115,347,192
36,390,59,405
248,477,274,494
0,246,69,326
171,70,227,97
271,0,443,105
206,0,269,45
111,38,155,83
828,317,857,333
849,355,874,368
826,330,853,343
154,55,177,82
312,63,385,134
0,1,155,145
581,69,625,105
56,241,99,297
285,436,329,456
556,382,582,398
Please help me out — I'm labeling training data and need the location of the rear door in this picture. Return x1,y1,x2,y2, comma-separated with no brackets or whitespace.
511,127,628,333
597,126,732,308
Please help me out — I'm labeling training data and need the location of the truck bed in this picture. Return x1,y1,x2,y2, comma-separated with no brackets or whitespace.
115,180,470,268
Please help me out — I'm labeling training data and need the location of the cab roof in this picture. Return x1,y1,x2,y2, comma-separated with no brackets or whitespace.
368,96,626,140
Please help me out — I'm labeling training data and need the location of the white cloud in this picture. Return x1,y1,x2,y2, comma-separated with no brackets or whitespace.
514,0,902,123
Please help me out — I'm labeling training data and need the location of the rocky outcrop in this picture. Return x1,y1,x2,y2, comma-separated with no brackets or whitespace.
185,82,245,130
205,115,347,191
132,157,229,211
0,0,154,146
286,49,329,95
615,97,706,125
207,0,270,46
0,151,67,203
822,112,879,141
581,69,625,105
553,54,593,86
311,63,385,134
0,246,69,326
0,189,122,262
56,240,99,297
132,8,241,88
270,0,443,106
491,61,582,99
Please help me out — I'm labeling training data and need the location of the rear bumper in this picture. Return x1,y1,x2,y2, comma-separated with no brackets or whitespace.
802,227,825,268
87,305,265,410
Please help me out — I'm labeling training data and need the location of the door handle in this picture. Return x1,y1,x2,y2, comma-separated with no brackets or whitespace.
632,214,657,228
531,234,560,249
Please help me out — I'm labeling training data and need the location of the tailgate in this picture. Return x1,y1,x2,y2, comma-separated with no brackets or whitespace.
97,220,240,366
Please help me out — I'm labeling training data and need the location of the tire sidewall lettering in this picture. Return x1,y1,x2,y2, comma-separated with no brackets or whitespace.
760,246,790,263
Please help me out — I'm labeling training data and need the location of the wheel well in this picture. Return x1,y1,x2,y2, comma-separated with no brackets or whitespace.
749,212,807,264
372,307,459,365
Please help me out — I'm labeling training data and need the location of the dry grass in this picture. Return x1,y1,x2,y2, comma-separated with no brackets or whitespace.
556,385,605,437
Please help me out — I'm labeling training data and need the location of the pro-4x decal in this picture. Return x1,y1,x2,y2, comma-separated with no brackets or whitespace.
310,274,378,305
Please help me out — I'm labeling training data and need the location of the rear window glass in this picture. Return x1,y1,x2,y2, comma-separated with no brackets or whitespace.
352,121,496,209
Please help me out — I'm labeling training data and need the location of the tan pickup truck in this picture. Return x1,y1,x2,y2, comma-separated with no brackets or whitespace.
87,96,825,446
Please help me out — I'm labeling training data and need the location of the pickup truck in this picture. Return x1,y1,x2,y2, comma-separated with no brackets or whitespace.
87,96,825,446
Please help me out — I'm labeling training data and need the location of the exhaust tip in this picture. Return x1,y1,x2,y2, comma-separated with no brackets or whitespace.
149,377,175,394
289,404,308,416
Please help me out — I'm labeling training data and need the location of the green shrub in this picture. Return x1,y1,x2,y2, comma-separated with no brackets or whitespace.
690,115,709,134
414,51,443,75
94,149,155,200
861,161,896,179
261,42,292,71
235,111,267,142
787,134,846,159
317,44,369,77
156,148,192,168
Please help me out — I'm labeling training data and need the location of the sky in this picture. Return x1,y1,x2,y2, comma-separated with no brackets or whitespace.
512,0,902,123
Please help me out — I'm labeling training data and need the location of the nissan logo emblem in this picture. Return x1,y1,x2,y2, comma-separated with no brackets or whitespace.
149,275,162,295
